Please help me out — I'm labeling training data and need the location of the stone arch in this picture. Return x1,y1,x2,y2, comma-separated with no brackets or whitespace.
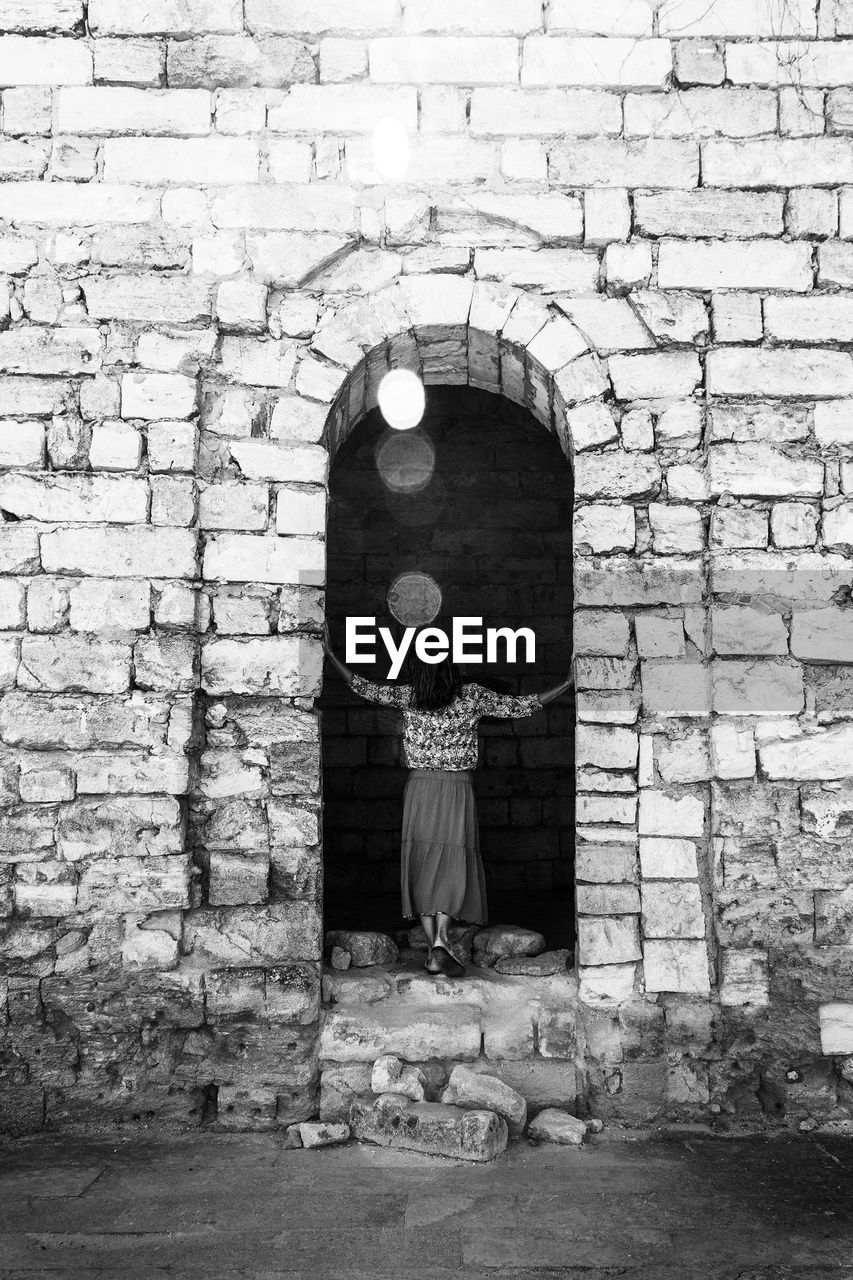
315,273,610,955
311,274,615,463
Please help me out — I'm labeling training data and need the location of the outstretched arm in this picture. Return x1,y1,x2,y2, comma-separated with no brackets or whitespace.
537,674,574,706
323,624,409,708
537,656,575,706
323,623,354,685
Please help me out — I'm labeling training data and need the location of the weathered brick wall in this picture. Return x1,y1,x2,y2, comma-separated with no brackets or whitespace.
322,387,575,942
1,0,853,1132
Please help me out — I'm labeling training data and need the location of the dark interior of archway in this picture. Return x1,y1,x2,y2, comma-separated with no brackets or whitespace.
320,385,575,951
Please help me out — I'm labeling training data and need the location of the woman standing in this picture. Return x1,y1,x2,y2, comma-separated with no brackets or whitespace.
323,626,574,977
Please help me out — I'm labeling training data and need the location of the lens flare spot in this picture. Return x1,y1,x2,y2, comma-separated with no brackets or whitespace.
388,571,442,627
372,116,410,182
378,368,425,431
375,431,435,493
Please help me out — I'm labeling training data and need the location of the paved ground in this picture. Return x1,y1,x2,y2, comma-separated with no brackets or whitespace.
0,1129,851,1278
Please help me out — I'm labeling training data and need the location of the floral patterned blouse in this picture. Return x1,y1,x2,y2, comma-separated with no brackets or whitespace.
349,675,542,771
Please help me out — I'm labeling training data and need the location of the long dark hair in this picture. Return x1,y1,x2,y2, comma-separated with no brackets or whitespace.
407,649,464,711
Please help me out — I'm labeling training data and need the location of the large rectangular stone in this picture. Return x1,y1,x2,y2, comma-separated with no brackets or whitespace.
321,1004,482,1062
78,854,190,912
577,915,642,965
41,527,197,578
90,0,242,33
183,902,322,963
166,35,315,90
18,636,130,693
815,888,853,945
765,296,853,343
791,610,853,662
639,837,698,879
576,558,702,608
0,34,91,84
550,139,698,187
711,606,788,656
470,87,621,136
608,352,701,399
474,247,597,292
245,0,398,34
639,791,704,838
728,40,853,87
704,138,853,186
212,185,358,232
641,661,711,717
659,0,815,35
201,636,322,695
522,36,671,87
84,276,211,323
641,882,705,939
0,327,100,376
104,137,258,184
404,0,541,33
0,1,83,31
203,534,324,584
624,88,776,136
719,949,769,1007
819,1002,853,1054
121,372,197,419
56,87,211,135
708,443,823,497
643,940,709,994
707,349,853,398
0,182,155,225
712,660,804,716
369,37,518,84
268,85,417,132
576,843,637,883
635,190,783,237
658,240,810,291
576,724,638,769
759,725,853,781
0,474,147,524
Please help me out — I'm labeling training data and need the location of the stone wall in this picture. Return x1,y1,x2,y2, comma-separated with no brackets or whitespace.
322,386,575,944
1,0,853,1134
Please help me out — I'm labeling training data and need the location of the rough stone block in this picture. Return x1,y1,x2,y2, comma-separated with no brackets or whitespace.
441,1065,527,1136
370,36,518,85
208,851,269,907
719,948,769,1006
527,1107,586,1145
577,915,642,966
350,1098,507,1162
321,1003,481,1063
641,882,705,939
643,940,709,994
641,661,710,718
712,660,803,717
639,791,704,838
819,1002,853,1054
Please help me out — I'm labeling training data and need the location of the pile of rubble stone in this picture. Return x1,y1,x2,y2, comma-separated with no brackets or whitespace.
326,924,572,977
281,928,594,1159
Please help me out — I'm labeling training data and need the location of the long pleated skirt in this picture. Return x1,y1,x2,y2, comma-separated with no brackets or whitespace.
400,767,487,925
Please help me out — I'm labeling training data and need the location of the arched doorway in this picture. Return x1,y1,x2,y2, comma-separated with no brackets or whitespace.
321,384,575,948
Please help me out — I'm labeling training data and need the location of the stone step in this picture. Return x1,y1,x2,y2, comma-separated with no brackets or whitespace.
320,1001,482,1063
322,958,578,1013
350,1097,508,1162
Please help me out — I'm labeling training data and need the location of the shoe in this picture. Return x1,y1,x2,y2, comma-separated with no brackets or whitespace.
424,947,442,974
431,943,465,977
